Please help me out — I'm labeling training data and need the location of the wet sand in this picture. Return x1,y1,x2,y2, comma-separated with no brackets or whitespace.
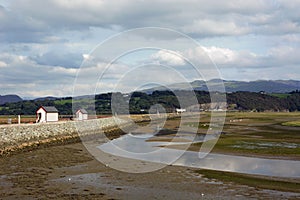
0,142,299,200
1,113,299,199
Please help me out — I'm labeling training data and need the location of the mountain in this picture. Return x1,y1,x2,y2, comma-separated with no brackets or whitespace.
0,95,23,105
143,80,300,93
222,80,300,93
33,96,59,101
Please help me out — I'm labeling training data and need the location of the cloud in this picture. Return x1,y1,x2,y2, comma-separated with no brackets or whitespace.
82,54,91,60
182,19,250,36
31,51,83,68
1,0,298,43
151,46,258,68
0,53,78,97
201,46,259,67
151,50,186,66
1,0,300,96
150,45,300,75
0,5,53,43
0,60,7,68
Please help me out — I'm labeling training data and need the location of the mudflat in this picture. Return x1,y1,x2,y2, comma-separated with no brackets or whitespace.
1,112,300,199
0,142,299,200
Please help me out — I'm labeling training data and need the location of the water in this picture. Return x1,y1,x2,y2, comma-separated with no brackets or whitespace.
98,129,300,178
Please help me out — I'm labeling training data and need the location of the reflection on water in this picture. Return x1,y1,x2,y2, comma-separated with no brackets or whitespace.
231,141,300,149
98,129,300,178
175,152,300,178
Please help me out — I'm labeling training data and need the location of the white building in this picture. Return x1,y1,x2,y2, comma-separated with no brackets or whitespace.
76,109,88,120
36,106,59,123
176,108,186,114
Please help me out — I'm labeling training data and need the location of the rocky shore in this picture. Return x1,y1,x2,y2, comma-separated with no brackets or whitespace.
0,113,179,156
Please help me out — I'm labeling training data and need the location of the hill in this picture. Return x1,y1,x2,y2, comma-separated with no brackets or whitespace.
0,95,22,105
0,90,299,115
222,80,300,93
33,96,59,101
143,80,300,93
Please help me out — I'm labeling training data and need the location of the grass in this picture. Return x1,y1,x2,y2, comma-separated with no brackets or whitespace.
54,98,94,105
149,113,300,193
195,169,300,193
211,120,300,157
184,122,209,128
225,111,300,118
211,136,300,157
181,112,300,158
282,121,300,127
53,99,72,105
269,93,291,98
0,115,37,124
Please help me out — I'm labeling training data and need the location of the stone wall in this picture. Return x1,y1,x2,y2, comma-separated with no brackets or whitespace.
0,113,180,155
0,117,129,155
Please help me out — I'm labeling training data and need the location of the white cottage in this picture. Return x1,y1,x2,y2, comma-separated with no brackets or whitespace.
76,109,88,120
36,106,59,123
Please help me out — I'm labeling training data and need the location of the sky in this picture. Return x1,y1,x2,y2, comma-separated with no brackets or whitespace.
0,0,300,98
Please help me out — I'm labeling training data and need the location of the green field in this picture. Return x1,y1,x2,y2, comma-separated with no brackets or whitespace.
195,169,300,193
282,121,300,127
270,93,291,98
181,112,300,159
152,112,300,193
177,112,300,193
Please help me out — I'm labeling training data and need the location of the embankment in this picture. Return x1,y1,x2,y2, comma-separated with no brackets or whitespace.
0,113,179,155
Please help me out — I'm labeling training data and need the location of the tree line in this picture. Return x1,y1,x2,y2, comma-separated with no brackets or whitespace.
0,90,299,115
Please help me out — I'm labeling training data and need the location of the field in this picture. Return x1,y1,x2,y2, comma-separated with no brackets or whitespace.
0,114,112,124
153,112,300,193
195,169,300,193
282,120,300,127
181,112,300,159
213,112,300,159
0,115,36,124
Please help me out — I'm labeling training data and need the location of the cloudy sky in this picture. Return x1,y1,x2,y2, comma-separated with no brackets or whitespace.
0,0,300,98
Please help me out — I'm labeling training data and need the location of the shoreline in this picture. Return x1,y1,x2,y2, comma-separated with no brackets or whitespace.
0,113,299,198
0,113,181,156
1,142,298,199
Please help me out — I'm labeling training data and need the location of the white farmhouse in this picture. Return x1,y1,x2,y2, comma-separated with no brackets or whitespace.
36,106,59,123
76,109,88,120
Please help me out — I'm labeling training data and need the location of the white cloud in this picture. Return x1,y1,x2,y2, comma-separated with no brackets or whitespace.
266,46,300,66
151,44,300,74
0,53,79,97
1,0,298,42
1,0,300,96
82,54,91,60
151,50,186,66
182,19,250,36
50,66,78,76
151,46,259,68
0,60,7,67
202,46,259,67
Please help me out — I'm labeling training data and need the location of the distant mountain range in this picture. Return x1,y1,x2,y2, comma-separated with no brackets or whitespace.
1,80,299,105
142,79,300,94
0,95,23,104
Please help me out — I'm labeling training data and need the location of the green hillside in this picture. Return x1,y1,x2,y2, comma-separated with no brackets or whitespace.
0,90,299,115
